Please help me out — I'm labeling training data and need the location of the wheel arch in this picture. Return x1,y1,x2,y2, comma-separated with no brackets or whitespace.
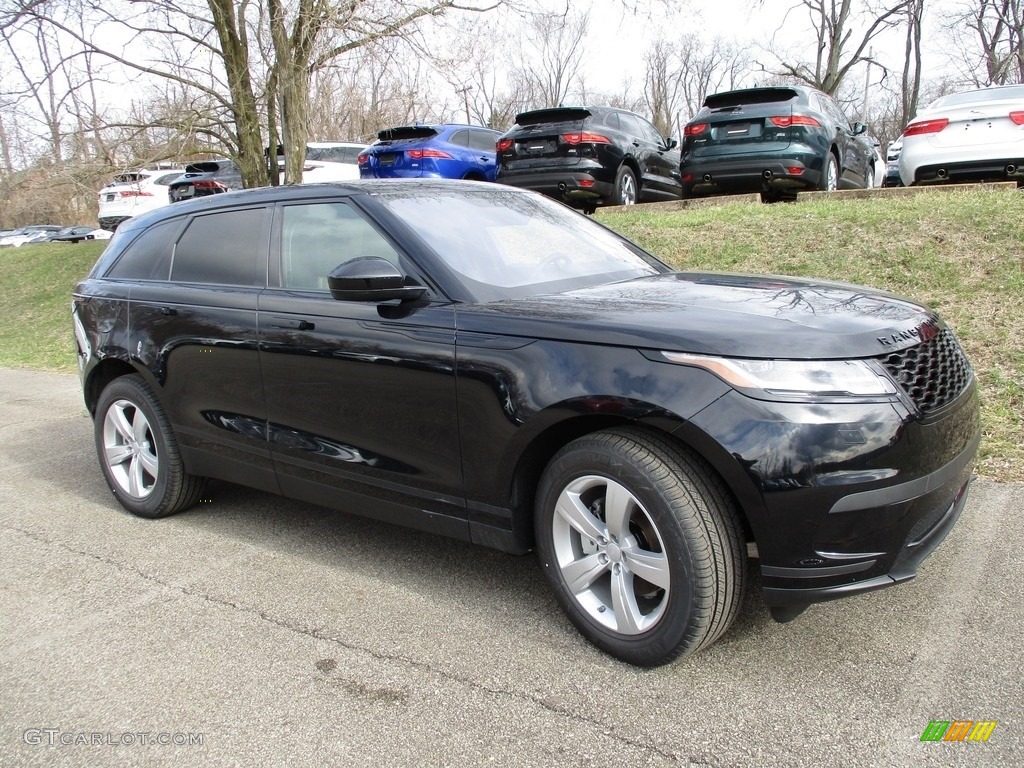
502,412,759,552
84,356,158,415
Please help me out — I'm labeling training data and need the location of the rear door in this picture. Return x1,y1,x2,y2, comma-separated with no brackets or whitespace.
121,206,277,491
617,112,682,200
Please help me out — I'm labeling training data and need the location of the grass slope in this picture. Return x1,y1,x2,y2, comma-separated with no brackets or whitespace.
0,187,1019,479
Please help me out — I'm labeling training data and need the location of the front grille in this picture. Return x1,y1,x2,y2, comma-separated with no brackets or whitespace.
878,328,972,414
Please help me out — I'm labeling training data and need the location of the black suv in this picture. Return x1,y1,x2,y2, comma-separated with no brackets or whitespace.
680,86,876,199
496,106,683,212
167,159,243,202
73,180,979,666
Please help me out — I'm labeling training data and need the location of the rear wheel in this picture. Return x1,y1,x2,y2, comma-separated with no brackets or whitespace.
94,375,206,518
820,153,839,191
535,428,746,666
613,166,638,205
865,162,876,189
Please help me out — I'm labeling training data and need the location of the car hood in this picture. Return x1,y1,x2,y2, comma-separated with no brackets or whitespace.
456,272,939,359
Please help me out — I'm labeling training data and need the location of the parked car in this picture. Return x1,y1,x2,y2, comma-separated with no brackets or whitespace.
97,168,186,231
267,141,368,184
358,124,500,182
302,142,367,183
680,86,876,199
898,84,1024,186
73,180,979,666
0,225,63,247
884,136,904,187
48,226,113,244
496,106,682,212
167,159,243,202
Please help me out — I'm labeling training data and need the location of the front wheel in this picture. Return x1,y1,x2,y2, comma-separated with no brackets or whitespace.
94,375,206,518
612,166,638,205
534,428,746,666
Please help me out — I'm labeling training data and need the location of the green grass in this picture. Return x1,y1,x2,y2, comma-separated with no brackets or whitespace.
1,187,1020,480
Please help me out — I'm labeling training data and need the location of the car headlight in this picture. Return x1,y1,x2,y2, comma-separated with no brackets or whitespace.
661,352,897,397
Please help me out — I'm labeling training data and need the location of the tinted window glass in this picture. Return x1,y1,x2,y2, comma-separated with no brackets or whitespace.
280,202,402,290
448,130,469,148
617,112,643,137
601,112,621,131
172,208,266,286
154,173,183,185
637,116,664,143
107,219,184,281
468,129,497,152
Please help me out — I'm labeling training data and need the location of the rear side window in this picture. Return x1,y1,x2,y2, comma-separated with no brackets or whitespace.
468,129,498,152
106,219,185,281
171,208,267,286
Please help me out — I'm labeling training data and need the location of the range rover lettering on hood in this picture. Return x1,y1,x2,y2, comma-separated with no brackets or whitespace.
877,317,940,348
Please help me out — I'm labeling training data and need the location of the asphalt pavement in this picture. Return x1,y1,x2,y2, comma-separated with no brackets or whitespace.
1,367,1020,767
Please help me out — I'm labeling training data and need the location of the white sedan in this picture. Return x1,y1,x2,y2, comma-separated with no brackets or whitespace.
899,84,1024,186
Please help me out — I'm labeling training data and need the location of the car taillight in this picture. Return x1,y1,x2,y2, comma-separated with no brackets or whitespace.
561,132,611,145
194,180,228,191
684,123,708,136
903,118,949,136
1010,111,1024,125
496,138,513,152
407,148,452,159
357,153,369,164
786,166,804,175
769,115,822,128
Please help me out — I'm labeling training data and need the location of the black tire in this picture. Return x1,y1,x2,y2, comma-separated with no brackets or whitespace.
819,152,839,191
612,166,638,206
534,427,746,666
93,375,206,518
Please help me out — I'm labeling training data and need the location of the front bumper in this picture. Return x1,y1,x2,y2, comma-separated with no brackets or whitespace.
684,382,981,611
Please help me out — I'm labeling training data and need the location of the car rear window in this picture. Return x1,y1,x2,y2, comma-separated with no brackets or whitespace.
112,173,146,184
704,88,801,110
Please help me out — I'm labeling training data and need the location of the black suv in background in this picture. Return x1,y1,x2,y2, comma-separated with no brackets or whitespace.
496,106,683,212
680,87,876,200
167,159,243,202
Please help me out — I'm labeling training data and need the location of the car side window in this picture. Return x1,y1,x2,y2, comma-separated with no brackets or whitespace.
448,129,469,148
155,173,183,185
637,116,665,144
602,112,621,131
468,129,497,152
171,208,267,286
107,219,185,281
279,202,403,291
818,93,852,130
616,112,644,139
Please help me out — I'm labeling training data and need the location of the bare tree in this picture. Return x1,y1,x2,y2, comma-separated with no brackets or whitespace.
900,0,925,125
761,0,912,95
518,9,590,108
947,0,1024,85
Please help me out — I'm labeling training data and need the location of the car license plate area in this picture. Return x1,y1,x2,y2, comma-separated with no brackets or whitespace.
518,139,556,156
379,154,398,167
104,194,115,202
712,122,762,142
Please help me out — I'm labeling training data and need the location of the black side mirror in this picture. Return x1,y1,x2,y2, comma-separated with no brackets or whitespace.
328,256,426,303
852,121,868,135
666,137,678,150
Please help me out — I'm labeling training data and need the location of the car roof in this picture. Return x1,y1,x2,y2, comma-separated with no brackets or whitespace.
114,178,507,234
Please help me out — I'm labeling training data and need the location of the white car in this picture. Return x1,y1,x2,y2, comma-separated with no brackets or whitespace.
0,225,63,247
899,84,1024,186
97,167,185,231
300,142,366,183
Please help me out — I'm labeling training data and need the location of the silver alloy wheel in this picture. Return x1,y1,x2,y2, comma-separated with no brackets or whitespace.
866,163,875,188
551,474,669,634
826,155,839,191
619,173,637,204
102,398,159,498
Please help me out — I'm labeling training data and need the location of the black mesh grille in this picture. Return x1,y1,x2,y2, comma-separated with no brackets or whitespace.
878,328,972,414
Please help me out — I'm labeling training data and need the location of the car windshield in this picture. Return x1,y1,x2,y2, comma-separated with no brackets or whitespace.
374,187,664,301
